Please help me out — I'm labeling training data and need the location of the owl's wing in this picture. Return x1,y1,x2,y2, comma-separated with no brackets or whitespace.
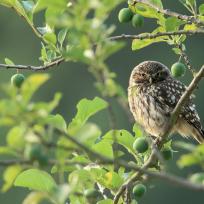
150,79,203,135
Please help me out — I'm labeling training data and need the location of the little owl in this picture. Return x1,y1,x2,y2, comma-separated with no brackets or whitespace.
128,61,204,143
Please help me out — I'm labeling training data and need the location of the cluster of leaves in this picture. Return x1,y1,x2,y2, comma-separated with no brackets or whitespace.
0,74,156,203
0,0,204,204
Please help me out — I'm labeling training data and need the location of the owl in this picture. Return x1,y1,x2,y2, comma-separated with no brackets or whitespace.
128,61,204,143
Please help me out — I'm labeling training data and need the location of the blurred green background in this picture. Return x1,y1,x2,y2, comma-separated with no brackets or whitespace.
0,1,204,203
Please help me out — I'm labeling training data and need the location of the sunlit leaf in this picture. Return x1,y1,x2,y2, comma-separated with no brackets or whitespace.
2,165,22,192
22,1,34,13
103,130,135,155
7,126,26,150
45,114,67,132
21,74,49,103
58,28,68,46
68,97,108,135
5,58,14,65
165,17,184,31
97,199,113,204
199,4,204,15
92,140,113,159
132,36,166,50
14,169,57,192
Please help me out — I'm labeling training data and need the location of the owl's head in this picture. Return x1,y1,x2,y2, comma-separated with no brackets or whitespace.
129,61,171,86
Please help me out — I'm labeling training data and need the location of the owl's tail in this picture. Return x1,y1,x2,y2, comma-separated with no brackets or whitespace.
194,128,204,144
176,119,204,144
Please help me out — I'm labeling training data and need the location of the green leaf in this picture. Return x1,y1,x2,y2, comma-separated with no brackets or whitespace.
68,97,108,135
21,74,49,103
58,28,68,46
7,126,25,150
186,0,196,8
133,124,143,138
97,199,113,204
74,123,101,146
132,36,165,50
46,114,67,132
22,1,34,12
103,130,135,155
34,0,67,13
43,32,57,45
14,169,57,192
0,0,25,14
177,154,200,168
68,169,93,190
149,0,163,8
2,165,22,192
133,2,164,19
177,144,204,168
199,4,204,15
184,23,197,31
96,171,123,190
165,17,184,31
0,146,17,156
92,140,113,159
5,58,14,65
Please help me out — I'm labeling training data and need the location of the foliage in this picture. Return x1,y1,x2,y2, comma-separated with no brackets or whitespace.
0,0,204,204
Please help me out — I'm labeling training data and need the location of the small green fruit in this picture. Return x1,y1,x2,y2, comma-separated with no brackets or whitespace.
161,148,173,160
132,14,144,27
133,183,146,198
171,62,186,77
84,189,99,198
118,8,133,23
133,137,149,153
11,73,25,88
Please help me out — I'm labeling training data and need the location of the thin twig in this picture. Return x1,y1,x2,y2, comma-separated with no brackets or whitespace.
177,44,196,75
0,159,30,166
109,30,204,41
0,30,203,72
0,57,64,71
132,0,204,25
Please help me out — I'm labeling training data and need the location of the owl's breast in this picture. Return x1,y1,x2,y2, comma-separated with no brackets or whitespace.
128,86,169,137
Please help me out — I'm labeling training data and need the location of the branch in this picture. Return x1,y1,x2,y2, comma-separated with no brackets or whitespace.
0,57,64,71
1,129,204,198
114,64,204,203
0,159,30,166
132,0,204,25
109,30,204,41
52,130,204,198
0,30,203,72
177,44,196,75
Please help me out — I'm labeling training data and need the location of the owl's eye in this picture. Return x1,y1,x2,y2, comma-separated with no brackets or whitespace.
141,73,146,77
156,72,161,77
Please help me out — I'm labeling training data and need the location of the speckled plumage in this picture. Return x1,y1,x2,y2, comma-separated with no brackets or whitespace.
128,61,204,143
